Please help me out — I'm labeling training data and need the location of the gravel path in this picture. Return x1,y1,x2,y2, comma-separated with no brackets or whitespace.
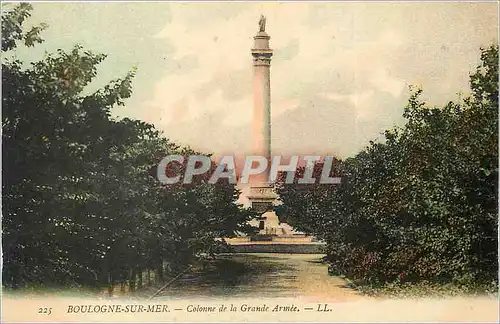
156,253,365,300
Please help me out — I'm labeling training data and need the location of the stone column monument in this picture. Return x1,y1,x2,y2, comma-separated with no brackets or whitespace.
226,16,321,245
248,15,278,217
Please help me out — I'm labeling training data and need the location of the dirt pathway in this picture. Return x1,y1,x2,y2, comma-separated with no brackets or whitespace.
155,253,363,301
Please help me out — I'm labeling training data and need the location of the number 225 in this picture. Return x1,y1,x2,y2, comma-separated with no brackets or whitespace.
38,307,52,315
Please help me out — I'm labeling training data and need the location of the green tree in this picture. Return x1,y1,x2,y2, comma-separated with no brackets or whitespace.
276,45,498,290
2,3,254,290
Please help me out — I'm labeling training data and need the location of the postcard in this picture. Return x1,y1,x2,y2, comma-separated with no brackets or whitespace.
2,1,499,323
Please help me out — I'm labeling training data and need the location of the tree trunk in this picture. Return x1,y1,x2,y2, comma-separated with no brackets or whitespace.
157,259,164,282
137,268,143,289
147,269,151,286
107,273,114,297
129,268,136,292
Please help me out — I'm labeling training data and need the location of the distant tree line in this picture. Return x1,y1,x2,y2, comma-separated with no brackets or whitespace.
2,3,255,291
276,44,498,290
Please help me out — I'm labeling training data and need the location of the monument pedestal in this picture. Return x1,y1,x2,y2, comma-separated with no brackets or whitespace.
247,183,276,213
247,183,282,235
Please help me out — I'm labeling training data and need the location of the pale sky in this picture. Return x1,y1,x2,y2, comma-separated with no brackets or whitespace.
12,1,499,159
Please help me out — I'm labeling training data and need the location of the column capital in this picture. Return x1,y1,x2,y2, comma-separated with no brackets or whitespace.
252,30,273,66
251,48,273,66
252,55,272,66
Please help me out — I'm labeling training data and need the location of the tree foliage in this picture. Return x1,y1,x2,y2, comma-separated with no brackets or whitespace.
277,45,498,289
2,4,254,289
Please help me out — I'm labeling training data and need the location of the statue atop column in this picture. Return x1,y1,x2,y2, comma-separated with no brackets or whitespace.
259,14,266,32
